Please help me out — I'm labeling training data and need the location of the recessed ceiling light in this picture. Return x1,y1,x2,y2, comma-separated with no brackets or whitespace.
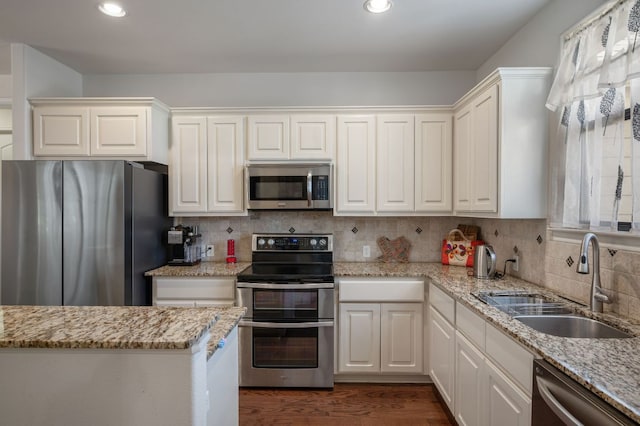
98,2,126,18
364,0,392,14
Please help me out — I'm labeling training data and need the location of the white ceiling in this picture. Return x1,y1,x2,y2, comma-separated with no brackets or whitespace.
0,0,552,75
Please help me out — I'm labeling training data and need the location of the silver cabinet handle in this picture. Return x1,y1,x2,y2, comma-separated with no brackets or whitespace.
239,320,334,329
536,374,583,426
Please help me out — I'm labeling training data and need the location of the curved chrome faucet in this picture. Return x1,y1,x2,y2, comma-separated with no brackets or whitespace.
576,233,610,312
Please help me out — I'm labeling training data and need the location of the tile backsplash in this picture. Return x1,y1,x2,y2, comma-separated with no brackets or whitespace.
176,213,546,280
544,233,640,321
176,212,640,322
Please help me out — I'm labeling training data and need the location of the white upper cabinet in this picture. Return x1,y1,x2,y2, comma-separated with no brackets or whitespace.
376,114,415,212
336,115,376,214
31,98,169,164
247,115,290,160
336,111,452,216
453,68,552,218
247,114,335,161
170,116,208,213
170,115,245,215
291,114,336,160
454,84,498,213
207,116,245,213
415,113,452,212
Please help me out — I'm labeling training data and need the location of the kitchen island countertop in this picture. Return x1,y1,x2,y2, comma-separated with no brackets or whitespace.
0,304,245,359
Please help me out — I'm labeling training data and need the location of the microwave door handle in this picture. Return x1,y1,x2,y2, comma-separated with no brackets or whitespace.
307,171,312,207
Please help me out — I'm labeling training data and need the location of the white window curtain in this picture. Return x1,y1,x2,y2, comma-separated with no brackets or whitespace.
547,0,640,231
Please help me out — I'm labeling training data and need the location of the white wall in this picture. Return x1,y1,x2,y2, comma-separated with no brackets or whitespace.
476,0,609,82
82,71,475,108
11,43,82,160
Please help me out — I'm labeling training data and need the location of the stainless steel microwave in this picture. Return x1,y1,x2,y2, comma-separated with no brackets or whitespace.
245,163,333,210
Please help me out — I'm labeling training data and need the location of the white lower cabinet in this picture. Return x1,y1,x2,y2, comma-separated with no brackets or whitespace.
152,277,236,307
339,303,381,372
455,331,485,426
428,305,456,413
485,358,531,426
428,283,533,426
339,302,423,374
337,278,424,377
207,327,239,426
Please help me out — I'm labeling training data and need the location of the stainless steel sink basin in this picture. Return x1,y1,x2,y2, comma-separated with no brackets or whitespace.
474,290,573,316
514,315,633,338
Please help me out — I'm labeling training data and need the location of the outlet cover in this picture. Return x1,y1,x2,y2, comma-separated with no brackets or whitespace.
363,245,371,258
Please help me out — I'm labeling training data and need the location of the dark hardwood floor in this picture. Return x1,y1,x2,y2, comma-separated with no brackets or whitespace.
239,383,454,425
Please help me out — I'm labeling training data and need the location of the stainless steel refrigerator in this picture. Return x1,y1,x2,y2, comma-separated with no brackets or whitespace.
1,160,170,306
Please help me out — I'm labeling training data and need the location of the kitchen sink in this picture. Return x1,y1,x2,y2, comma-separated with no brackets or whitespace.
514,315,633,339
474,290,573,316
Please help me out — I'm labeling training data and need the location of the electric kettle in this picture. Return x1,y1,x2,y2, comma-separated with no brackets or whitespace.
473,244,497,279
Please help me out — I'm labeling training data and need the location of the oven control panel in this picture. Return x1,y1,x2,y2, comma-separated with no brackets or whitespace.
252,234,333,251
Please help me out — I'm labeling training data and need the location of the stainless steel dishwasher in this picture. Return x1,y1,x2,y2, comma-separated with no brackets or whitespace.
532,359,635,426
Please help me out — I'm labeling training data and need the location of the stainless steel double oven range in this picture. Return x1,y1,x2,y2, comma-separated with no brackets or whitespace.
236,234,334,388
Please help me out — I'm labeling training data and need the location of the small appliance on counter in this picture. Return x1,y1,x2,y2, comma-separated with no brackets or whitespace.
167,225,202,266
226,239,237,263
473,244,497,279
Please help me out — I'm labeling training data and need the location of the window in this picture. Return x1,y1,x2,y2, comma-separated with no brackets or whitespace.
547,0,640,235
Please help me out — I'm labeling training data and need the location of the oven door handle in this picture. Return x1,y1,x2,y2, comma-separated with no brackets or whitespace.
236,282,334,290
239,320,334,329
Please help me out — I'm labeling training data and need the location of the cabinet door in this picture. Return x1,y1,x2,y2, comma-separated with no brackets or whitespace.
380,303,422,373
376,114,415,212
90,107,147,156
470,83,498,212
290,114,336,160
339,303,380,372
33,106,90,156
207,116,245,212
455,331,486,426
415,113,452,212
247,115,289,160
453,105,472,211
336,115,376,214
429,305,455,413
485,359,531,426
170,116,208,213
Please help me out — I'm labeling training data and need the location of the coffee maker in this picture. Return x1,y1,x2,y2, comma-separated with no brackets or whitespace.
167,225,202,266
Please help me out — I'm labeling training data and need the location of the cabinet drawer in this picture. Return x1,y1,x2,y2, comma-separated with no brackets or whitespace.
485,323,533,394
339,279,424,302
429,283,454,324
154,277,235,301
456,302,485,351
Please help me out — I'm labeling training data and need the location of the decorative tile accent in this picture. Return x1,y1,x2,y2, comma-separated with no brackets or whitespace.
566,256,574,267
415,227,422,234
608,248,618,257
494,229,499,237
352,227,358,234
537,234,543,244
513,245,519,254
289,227,296,234
226,227,233,234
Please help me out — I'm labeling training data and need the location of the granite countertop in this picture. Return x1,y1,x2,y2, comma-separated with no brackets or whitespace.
145,262,251,277
0,305,245,361
335,261,640,423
